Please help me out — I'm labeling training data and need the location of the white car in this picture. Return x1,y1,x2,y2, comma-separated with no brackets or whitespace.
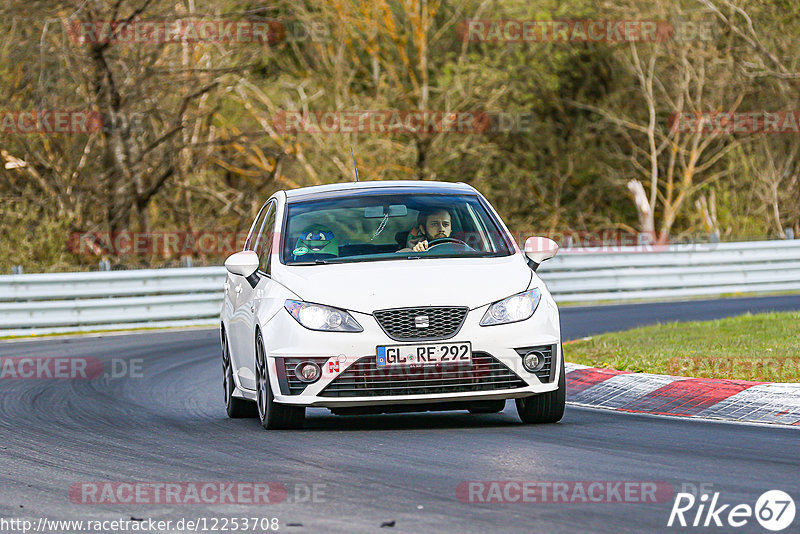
220,180,563,429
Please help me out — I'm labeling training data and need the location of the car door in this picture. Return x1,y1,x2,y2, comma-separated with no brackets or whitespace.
228,201,271,379
231,199,277,390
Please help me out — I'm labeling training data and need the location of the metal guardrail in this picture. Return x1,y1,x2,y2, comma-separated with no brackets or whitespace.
538,239,800,302
0,267,226,336
1,239,798,336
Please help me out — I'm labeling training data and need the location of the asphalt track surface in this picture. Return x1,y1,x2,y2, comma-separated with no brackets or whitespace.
1,295,799,534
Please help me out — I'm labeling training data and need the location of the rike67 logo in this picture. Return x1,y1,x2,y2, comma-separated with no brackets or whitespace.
668,490,796,531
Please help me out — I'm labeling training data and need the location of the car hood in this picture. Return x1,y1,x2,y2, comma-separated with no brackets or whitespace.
273,255,532,314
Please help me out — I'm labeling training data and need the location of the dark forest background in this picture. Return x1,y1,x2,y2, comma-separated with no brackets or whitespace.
2,0,799,271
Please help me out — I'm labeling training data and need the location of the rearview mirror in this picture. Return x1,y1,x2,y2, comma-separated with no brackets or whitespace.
524,237,559,269
364,204,408,218
225,250,259,278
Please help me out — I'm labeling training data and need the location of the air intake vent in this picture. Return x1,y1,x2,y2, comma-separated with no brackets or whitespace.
320,352,527,397
373,306,468,341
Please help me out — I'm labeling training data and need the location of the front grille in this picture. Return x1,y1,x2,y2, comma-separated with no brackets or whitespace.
319,352,527,397
373,306,468,341
277,357,330,395
514,344,556,383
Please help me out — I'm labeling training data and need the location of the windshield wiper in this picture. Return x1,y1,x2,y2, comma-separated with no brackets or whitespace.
290,259,330,265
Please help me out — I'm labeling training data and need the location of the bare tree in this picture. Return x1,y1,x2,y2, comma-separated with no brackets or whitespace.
577,2,747,243
738,137,800,238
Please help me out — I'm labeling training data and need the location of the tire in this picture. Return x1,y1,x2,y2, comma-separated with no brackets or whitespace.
468,400,506,414
515,356,565,424
255,331,305,430
222,331,258,418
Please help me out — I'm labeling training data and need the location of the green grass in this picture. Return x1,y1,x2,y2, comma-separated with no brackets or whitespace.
565,311,800,382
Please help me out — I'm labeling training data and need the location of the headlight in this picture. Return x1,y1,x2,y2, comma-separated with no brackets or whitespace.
284,300,363,332
479,288,542,326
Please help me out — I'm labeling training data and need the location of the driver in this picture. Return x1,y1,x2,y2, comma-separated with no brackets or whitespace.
402,208,452,252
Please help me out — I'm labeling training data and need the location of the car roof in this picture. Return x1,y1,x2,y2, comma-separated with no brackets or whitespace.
283,180,476,200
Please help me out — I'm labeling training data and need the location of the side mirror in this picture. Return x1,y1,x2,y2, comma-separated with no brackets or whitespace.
523,237,559,271
225,250,259,278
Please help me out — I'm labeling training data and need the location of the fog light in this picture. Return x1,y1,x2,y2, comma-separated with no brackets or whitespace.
295,362,321,383
522,351,546,373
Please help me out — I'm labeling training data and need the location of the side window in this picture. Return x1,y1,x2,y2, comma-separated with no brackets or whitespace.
464,203,491,252
256,202,277,274
245,201,270,251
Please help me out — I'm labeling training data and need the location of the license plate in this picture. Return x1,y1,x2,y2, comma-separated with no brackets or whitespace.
376,342,472,367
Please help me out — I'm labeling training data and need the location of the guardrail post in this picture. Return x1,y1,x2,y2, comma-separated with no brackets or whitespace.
98,260,111,271
786,228,794,240
11,265,23,275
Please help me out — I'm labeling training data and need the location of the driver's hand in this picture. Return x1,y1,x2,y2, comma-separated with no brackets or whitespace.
412,240,429,252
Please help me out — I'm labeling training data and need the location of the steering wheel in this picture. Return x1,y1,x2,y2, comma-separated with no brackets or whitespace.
426,237,474,251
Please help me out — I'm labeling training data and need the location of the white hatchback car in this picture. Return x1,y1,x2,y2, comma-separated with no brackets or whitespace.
220,180,563,429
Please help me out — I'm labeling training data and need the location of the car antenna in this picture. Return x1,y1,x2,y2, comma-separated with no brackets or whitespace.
350,147,359,182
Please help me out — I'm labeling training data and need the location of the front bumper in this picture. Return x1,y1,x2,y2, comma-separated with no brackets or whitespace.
253,296,561,408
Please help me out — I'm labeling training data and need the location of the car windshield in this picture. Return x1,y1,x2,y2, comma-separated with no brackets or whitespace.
282,192,513,265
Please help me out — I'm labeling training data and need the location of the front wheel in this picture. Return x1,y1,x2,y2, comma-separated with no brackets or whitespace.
255,331,305,430
515,357,565,424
